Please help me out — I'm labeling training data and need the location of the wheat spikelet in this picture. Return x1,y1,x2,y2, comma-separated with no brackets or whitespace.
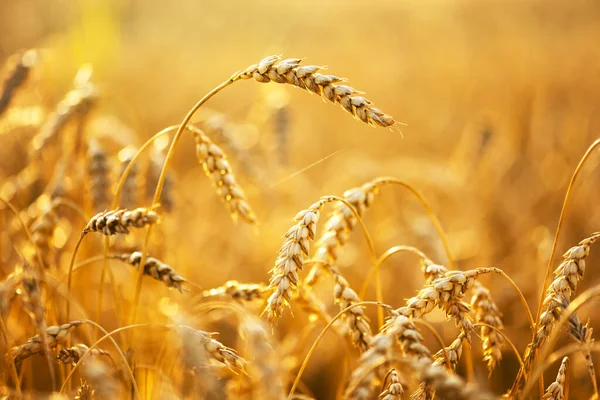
383,314,432,361
57,343,110,365
332,266,372,351
30,200,59,269
421,258,448,284
190,125,256,224
75,380,94,400
0,49,37,116
345,334,395,400
180,325,245,373
471,281,504,373
305,180,378,287
113,251,186,292
563,302,596,391
396,268,498,338
264,199,326,324
412,332,466,400
523,233,600,372
82,208,158,236
379,369,404,400
410,357,495,400
86,139,111,213
239,55,396,127
202,280,268,302
542,357,569,400
348,315,428,400
10,320,83,363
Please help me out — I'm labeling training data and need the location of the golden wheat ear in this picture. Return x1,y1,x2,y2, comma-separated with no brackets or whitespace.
239,55,397,128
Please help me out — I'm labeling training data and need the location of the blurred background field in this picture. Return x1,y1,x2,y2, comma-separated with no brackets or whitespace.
2,0,600,398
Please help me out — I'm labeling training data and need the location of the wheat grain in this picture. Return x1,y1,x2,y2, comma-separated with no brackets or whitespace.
10,321,82,363
239,55,396,127
189,125,256,224
542,357,568,400
82,208,158,236
264,200,326,324
113,251,186,292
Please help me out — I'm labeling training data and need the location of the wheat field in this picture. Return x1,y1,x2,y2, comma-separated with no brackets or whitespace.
2,1,600,399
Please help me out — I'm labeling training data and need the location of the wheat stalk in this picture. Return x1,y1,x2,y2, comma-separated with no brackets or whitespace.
82,208,158,236
239,55,396,127
189,125,256,224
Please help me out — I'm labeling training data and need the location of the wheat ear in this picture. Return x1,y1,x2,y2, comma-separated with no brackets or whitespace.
264,199,326,324
305,180,379,287
471,281,505,374
82,208,158,236
189,125,256,224
57,343,110,365
542,357,569,400
523,233,600,373
379,369,404,400
180,325,246,373
112,251,186,292
10,321,82,363
202,280,268,302
86,138,111,213
0,49,37,116
74,380,94,400
239,55,396,127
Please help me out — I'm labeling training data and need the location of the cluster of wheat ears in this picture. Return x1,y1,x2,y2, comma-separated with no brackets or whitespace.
0,49,599,400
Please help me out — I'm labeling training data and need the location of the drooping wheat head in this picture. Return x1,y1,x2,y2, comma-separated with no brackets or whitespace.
113,251,186,292
10,320,83,363
82,208,158,236
238,55,397,128
189,125,256,224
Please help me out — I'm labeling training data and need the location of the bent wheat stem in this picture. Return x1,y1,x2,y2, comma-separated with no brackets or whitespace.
288,301,393,398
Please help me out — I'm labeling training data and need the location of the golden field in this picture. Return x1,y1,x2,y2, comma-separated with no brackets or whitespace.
1,0,600,399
